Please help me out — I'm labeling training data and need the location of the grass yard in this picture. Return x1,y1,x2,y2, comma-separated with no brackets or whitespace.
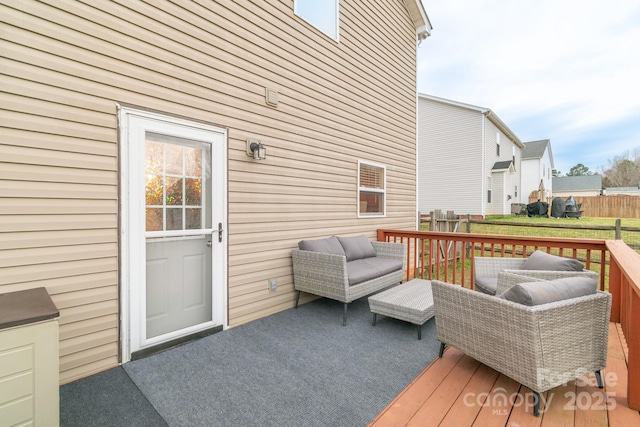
470,215,640,249
483,215,640,227
419,215,640,291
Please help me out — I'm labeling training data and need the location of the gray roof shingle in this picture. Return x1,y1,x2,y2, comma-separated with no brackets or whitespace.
522,139,549,159
492,160,513,171
552,175,602,192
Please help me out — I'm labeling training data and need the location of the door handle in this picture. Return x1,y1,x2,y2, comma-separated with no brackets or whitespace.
207,241,212,248
218,222,223,243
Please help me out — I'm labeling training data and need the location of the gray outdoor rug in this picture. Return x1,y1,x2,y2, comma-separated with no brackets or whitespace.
60,365,167,427
61,294,439,427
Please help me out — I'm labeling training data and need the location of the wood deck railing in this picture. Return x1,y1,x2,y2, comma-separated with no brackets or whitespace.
606,239,640,410
377,229,640,411
377,229,608,290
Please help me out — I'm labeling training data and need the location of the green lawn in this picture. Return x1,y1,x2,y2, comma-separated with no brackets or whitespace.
419,215,640,291
483,215,640,227
469,215,640,249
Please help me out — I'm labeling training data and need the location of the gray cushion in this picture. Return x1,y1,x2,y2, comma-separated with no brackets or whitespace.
498,276,598,306
337,235,376,261
521,250,583,271
346,258,403,286
298,236,345,256
474,277,498,295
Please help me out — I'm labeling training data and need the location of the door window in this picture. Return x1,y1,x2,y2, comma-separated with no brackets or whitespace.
144,133,211,232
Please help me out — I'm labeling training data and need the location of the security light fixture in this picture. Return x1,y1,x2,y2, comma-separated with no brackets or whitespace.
246,139,266,160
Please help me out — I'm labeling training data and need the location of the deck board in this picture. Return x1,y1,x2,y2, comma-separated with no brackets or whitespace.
369,322,640,427
471,375,520,427
405,355,481,426
440,363,499,426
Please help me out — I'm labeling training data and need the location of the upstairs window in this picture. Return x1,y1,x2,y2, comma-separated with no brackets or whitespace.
295,0,339,40
358,161,385,217
496,132,501,156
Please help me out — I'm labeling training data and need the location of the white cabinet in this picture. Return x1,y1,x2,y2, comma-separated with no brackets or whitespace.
0,288,60,427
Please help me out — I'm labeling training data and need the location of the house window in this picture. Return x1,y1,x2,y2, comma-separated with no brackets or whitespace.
496,132,500,156
487,176,492,203
358,161,385,217
512,146,516,164
295,0,339,40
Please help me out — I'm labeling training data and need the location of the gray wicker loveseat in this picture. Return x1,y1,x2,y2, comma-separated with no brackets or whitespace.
432,271,611,416
292,235,406,325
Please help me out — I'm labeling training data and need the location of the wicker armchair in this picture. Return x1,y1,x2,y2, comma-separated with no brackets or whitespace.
292,241,406,325
432,278,611,416
473,252,597,295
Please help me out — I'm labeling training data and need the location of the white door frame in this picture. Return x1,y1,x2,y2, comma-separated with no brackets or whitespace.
118,105,228,362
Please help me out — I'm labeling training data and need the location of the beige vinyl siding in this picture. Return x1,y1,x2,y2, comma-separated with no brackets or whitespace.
417,97,484,216
1,0,419,382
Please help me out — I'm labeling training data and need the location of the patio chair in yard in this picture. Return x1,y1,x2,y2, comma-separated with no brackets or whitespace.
431,273,611,416
474,250,598,295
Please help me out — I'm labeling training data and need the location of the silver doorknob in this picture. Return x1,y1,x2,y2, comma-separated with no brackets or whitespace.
207,241,212,248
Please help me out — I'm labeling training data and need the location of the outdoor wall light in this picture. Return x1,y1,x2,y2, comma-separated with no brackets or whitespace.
246,139,266,160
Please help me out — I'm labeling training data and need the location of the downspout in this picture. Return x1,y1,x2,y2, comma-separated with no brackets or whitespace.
415,42,420,231
481,112,487,217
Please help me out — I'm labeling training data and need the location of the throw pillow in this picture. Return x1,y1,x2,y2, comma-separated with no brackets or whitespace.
337,235,377,261
521,250,583,271
474,277,498,295
498,276,598,306
298,236,345,256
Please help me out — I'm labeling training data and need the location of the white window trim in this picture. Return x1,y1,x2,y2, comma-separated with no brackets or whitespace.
358,160,386,218
294,0,340,41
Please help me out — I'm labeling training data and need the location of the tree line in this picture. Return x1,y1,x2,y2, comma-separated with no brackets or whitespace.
552,146,640,188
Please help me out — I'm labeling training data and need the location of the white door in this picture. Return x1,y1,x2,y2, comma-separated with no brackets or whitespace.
120,107,227,359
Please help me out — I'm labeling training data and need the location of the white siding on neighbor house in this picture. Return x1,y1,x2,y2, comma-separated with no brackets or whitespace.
504,170,514,213
490,172,506,215
417,98,484,216
539,148,553,198
1,0,420,383
521,158,540,200
522,146,552,201
553,190,602,198
483,121,521,215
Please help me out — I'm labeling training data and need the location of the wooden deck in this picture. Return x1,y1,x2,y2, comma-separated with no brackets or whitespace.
370,323,640,426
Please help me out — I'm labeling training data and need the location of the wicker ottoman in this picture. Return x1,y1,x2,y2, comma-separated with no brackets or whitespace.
368,279,434,339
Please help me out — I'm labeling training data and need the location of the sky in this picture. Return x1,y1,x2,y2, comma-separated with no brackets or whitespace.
416,0,640,176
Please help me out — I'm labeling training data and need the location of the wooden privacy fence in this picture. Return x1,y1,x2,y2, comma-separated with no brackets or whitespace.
529,195,640,218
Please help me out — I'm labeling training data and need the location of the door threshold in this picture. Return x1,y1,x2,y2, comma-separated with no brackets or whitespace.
131,325,223,361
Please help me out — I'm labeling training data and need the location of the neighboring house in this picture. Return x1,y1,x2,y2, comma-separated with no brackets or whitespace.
1,1,431,384
417,94,524,217
552,175,603,197
604,186,640,196
521,139,554,200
